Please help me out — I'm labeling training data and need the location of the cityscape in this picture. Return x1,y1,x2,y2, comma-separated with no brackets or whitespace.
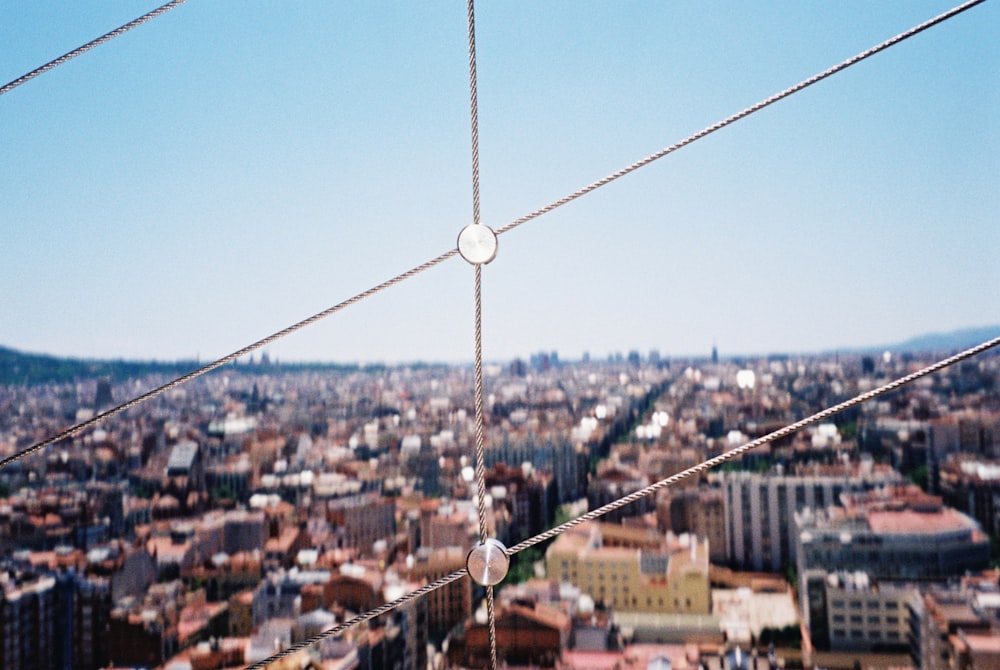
2,3,997,670
2,337,999,669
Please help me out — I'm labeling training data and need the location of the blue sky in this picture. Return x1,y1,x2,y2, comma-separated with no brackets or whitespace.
1,1,997,364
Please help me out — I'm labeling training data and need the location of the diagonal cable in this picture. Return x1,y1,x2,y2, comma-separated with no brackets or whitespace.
0,0,984,476
505,335,1000,556
244,568,468,670
0,249,456,470
494,0,988,237
0,2,990,666
0,0,189,98
246,336,1000,668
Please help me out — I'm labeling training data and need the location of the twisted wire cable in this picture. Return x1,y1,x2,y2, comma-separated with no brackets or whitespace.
0,249,457,470
0,2,989,668
247,334,1000,668
485,584,498,670
1,0,985,475
494,0,988,237
0,0,189,98
467,0,483,228
506,335,1000,556
473,268,489,544
244,568,468,670
466,2,499,666
473,265,499,670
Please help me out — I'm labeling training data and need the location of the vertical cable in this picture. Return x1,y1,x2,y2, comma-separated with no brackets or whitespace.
486,584,499,670
467,0,483,228
473,266,489,544
467,2,498,667
473,263,499,670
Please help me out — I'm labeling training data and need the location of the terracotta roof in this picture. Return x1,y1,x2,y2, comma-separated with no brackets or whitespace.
866,508,975,534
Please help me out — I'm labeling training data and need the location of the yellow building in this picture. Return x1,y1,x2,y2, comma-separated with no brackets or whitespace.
545,521,710,614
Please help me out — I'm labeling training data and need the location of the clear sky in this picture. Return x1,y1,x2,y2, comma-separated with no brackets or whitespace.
1,1,997,365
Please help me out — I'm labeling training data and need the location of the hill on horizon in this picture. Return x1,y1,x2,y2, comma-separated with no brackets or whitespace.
1,325,997,387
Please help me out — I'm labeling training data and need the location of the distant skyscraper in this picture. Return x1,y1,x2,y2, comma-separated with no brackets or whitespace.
711,343,718,364
94,377,113,410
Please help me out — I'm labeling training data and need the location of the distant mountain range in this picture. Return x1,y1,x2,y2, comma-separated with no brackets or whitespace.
0,346,370,386
1,325,998,386
863,325,1000,355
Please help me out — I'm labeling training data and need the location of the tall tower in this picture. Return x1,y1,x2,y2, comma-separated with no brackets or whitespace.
95,377,113,410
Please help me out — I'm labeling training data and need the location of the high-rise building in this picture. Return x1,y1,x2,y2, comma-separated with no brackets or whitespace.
0,570,58,670
325,492,396,558
407,546,471,637
720,462,903,572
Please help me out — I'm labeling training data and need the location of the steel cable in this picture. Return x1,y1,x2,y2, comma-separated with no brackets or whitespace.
0,3,991,666
0,0,189,98
0,249,457,470
506,335,1000,556
493,0,988,237
466,2,500,666
3,0,983,472
246,335,1000,668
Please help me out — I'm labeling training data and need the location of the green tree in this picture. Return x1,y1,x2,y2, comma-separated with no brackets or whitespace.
908,464,929,491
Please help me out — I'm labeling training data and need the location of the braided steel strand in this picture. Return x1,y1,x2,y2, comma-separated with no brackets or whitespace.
0,249,458,470
466,0,483,227
473,266,489,542
0,0,189,97
494,0,987,238
486,584,499,670
506,335,1000,556
3,0,983,471
466,5,499,666
245,568,468,670
244,334,999,668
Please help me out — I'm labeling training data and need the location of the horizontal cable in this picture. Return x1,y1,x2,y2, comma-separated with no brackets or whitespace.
494,0,987,237
0,0,189,98
506,335,1000,557
0,249,457,470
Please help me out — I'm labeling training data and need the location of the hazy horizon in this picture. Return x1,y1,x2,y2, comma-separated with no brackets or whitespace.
4,323,997,368
2,2,997,365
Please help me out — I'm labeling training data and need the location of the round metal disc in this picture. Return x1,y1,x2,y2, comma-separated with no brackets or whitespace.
457,224,498,265
466,538,509,586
